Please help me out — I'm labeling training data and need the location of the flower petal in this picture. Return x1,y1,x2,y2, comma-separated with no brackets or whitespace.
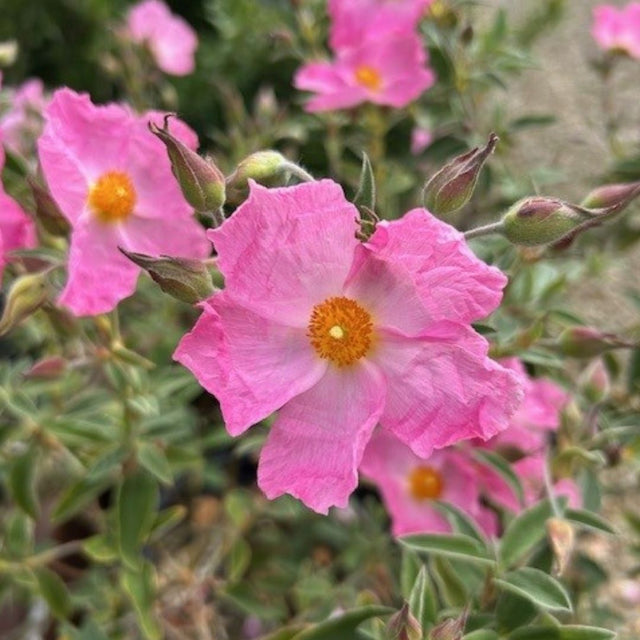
374,322,523,458
209,180,360,326
367,209,507,323
174,292,328,436
258,361,386,514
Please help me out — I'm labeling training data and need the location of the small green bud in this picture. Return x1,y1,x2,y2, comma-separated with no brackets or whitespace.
119,249,214,304
0,271,50,336
547,517,575,577
580,359,610,403
502,197,588,246
27,178,70,236
149,118,226,213
423,133,498,216
386,603,422,640
227,151,288,193
558,326,628,358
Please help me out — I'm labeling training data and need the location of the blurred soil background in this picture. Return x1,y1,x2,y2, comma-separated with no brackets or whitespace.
488,2,640,636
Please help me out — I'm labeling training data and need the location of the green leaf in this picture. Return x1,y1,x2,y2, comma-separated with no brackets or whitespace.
431,556,468,607
291,605,393,640
508,625,616,640
499,499,561,569
34,567,71,618
9,447,39,518
434,501,487,544
400,533,494,565
117,469,158,570
83,534,118,563
137,441,173,485
226,537,251,583
258,628,306,640
496,590,537,633
564,508,617,534
463,631,500,640
121,560,162,640
494,567,572,612
408,566,437,630
52,475,111,523
472,449,524,507
76,620,109,640
353,151,376,212
149,505,187,542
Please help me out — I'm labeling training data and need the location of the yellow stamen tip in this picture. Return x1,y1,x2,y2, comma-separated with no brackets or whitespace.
408,466,444,501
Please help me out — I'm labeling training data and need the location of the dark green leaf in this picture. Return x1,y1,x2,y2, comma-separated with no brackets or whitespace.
137,441,173,485
494,567,572,612
9,447,39,519
409,566,437,629
291,606,393,640
353,151,376,212
401,533,493,565
508,625,616,640
434,501,487,544
463,631,500,640
52,475,111,523
472,449,524,507
121,560,162,640
564,508,617,534
35,567,71,618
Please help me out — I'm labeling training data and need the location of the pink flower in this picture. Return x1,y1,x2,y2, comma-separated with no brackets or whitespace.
411,126,433,155
127,0,198,76
328,0,431,50
0,78,47,157
295,32,435,112
0,144,36,279
37,88,209,316
361,430,496,536
485,358,568,456
174,180,522,513
592,3,640,59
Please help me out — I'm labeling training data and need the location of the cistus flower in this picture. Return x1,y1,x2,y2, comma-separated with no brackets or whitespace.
328,0,432,50
0,143,36,280
174,179,522,513
295,33,435,112
126,0,198,76
592,3,640,59
37,88,209,316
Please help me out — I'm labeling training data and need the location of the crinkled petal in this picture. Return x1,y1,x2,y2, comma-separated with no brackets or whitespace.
174,292,328,436
373,322,523,458
367,209,507,323
258,361,386,514
209,180,360,326
59,219,139,316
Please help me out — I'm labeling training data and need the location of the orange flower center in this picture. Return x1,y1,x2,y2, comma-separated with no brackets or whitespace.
408,466,444,501
354,65,382,92
308,296,373,366
88,170,136,223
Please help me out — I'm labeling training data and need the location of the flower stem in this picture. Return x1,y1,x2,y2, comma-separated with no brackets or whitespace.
463,221,505,240
283,161,315,183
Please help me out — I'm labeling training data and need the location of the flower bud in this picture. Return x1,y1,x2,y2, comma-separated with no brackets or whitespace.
27,178,70,236
387,603,422,640
24,356,67,379
226,151,289,195
558,326,629,358
580,181,640,211
428,616,465,640
0,271,50,336
547,517,575,576
149,119,226,213
580,359,610,403
423,133,498,216
502,197,588,246
119,249,214,304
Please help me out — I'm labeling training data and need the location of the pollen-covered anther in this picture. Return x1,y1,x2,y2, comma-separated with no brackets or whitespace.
354,65,382,92
308,296,373,366
88,170,137,223
408,466,444,501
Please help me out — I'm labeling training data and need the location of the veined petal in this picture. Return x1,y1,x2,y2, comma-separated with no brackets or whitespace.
258,361,386,514
174,293,328,436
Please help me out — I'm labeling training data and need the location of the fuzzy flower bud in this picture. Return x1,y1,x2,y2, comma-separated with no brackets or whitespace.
24,356,67,380
0,271,50,336
226,151,289,195
423,133,498,216
149,119,226,213
558,326,628,358
580,359,611,403
580,181,640,211
547,517,575,577
502,197,588,246
386,603,422,640
27,178,70,236
120,249,214,304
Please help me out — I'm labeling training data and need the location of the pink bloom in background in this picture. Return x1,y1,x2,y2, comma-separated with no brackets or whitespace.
37,88,209,316
175,180,522,513
0,78,47,157
361,430,495,536
0,143,36,279
328,0,431,50
295,33,435,112
592,3,640,59
411,126,433,155
127,0,198,76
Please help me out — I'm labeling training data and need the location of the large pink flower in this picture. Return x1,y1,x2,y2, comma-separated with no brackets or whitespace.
294,32,435,112
360,430,495,536
0,145,36,279
328,0,431,50
592,3,640,59
127,0,198,76
37,88,209,316
174,179,522,513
